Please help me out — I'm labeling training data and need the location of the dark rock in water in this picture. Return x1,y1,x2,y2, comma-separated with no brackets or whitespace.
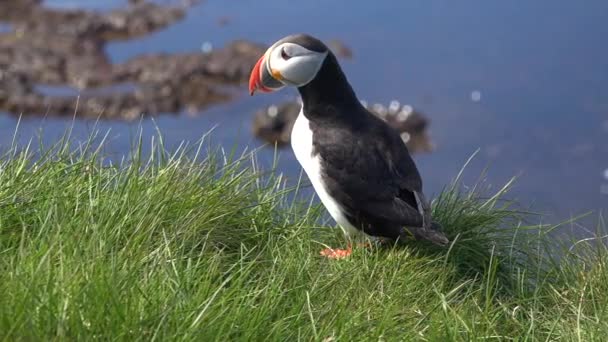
327,39,353,59
0,0,266,120
252,101,301,147
366,100,435,153
217,16,231,27
0,0,190,41
0,0,361,124
114,40,265,86
0,69,232,120
252,100,435,153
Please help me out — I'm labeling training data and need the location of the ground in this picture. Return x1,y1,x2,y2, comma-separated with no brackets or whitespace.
0,129,606,341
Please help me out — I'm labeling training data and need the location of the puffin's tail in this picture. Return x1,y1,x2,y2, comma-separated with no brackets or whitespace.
402,221,450,247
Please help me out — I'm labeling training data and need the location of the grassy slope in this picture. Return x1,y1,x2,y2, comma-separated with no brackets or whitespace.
0,129,606,341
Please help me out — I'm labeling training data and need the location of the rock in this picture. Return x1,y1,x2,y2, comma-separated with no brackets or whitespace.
217,16,231,27
113,41,265,86
0,0,191,41
327,39,353,59
252,100,435,153
0,0,366,127
252,101,300,147
0,0,265,120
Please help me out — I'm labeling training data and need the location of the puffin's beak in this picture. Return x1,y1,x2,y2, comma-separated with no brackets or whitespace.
249,55,270,95
248,50,285,96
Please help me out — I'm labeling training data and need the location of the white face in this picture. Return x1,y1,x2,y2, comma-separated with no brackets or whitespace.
266,42,328,87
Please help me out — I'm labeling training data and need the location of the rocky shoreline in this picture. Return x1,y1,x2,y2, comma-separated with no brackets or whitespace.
0,0,435,152
0,0,265,119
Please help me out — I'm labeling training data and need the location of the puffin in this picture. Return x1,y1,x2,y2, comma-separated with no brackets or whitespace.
249,34,449,259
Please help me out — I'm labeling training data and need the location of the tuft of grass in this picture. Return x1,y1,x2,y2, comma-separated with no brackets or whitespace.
0,126,606,341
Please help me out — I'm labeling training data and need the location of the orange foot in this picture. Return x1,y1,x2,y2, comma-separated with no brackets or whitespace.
319,242,372,259
319,247,352,259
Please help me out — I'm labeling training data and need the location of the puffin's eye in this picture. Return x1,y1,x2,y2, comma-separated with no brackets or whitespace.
280,47,291,60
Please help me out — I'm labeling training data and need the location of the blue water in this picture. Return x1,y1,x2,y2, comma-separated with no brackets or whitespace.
2,0,608,223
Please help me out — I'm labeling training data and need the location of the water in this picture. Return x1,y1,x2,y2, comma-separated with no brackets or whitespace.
45,0,126,10
2,0,608,223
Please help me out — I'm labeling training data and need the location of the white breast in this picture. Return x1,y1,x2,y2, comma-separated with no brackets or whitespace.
290,106,361,238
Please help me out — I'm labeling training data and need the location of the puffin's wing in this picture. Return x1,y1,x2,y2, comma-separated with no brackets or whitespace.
319,123,425,226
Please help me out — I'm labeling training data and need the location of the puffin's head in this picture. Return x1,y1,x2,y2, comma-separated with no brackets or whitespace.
249,34,329,95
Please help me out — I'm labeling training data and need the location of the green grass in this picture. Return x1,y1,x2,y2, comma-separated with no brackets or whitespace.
0,126,606,341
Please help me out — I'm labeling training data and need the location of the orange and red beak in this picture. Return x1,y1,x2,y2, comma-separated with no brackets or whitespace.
248,50,285,95
249,55,272,95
